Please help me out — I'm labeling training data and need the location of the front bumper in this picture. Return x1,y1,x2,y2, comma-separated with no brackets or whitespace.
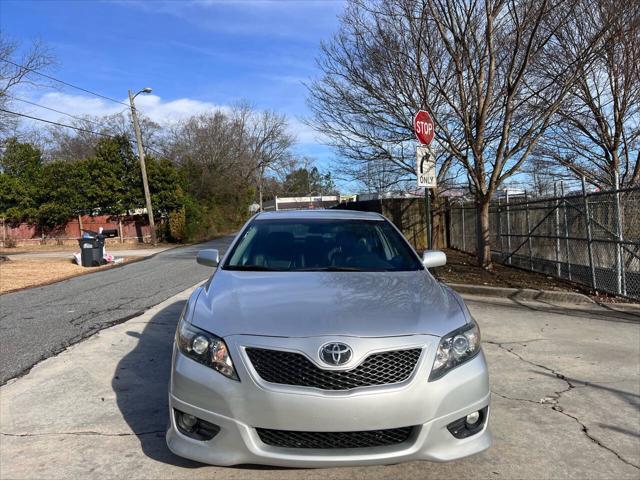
166,334,491,467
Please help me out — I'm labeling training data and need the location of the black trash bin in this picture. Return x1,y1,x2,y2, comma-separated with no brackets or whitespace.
78,233,105,267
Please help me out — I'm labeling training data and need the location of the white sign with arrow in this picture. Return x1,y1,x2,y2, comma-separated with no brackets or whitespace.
416,145,436,188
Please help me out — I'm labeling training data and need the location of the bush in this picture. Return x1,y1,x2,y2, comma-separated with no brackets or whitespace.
168,208,187,242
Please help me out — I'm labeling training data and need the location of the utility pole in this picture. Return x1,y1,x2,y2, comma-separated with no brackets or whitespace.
128,88,157,245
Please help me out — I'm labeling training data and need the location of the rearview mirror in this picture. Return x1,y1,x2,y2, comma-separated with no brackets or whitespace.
422,250,446,269
197,249,220,267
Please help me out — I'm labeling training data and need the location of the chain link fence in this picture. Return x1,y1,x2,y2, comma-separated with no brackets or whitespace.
448,182,640,300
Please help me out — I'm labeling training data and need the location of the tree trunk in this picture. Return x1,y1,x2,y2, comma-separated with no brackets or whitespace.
475,198,492,269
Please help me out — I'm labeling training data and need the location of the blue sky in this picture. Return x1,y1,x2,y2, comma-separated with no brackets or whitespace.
1,0,346,182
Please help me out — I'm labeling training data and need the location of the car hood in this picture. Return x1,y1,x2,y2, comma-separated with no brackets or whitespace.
191,269,469,338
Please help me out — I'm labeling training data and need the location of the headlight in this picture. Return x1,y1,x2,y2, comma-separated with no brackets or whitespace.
176,316,239,381
429,320,481,381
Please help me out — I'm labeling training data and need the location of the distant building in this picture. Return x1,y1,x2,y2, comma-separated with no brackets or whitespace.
262,195,341,211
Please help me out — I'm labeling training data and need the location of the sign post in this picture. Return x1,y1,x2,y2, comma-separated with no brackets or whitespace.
414,110,436,249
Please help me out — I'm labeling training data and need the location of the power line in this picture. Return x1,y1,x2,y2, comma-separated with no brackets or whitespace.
1,107,115,138
0,57,130,108
0,107,166,157
0,58,163,154
4,93,127,130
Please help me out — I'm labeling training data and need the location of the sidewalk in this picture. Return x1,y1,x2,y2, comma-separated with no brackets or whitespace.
3,246,172,259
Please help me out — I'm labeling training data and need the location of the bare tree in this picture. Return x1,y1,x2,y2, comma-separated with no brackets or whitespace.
46,111,162,162
536,0,640,188
307,0,459,196
166,105,297,209
415,0,606,266
233,105,296,209
309,0,610,265
0,36,55,138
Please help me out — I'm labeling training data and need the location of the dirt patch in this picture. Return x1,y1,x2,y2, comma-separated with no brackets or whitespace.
0,257,135,294
432,249,630,303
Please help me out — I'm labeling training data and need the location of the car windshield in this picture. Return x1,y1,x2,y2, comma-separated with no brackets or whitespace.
223,217,423,272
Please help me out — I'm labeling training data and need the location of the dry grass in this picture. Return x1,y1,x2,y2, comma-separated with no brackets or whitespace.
0,257,134,294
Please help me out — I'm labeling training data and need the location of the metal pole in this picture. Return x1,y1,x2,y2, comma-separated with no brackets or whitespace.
525,190,534,270
461,202,466,251
129,89,157,245
582,177,597,289
506,190,512,265
554,183,561,277
425,188,432,249
258,166,264,212
498,197,504,259
561,182,572,281
614,172,625,295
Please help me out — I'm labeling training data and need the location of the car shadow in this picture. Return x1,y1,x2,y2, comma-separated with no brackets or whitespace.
111,298,314,471
112,300,203,468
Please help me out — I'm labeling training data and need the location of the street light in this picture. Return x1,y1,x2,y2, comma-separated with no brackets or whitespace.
128,87,157,245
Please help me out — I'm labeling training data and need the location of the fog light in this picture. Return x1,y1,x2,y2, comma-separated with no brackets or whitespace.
179,413,198,431
174,409,221,441
466,411,480,425
447,407,488,439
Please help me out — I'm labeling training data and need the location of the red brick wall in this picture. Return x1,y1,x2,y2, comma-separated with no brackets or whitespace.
0,215,156,246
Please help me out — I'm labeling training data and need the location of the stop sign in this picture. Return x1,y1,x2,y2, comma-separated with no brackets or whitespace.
413,110,434,145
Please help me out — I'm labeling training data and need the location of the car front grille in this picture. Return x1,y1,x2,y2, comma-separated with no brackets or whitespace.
245,347,422,390
256,426,415,449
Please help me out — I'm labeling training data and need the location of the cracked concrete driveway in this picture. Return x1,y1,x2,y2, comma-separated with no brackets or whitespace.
1,288,639,479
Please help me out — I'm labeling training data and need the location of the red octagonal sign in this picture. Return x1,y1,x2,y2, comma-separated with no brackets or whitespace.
413,110,434,145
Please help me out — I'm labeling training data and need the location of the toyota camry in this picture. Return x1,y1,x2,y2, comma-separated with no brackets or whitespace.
166,209,491,467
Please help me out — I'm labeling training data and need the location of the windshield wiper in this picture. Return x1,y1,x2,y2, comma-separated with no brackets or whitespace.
295,266,365,272
225,264,282,271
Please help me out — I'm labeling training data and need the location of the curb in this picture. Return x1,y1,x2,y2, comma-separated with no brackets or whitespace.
447,283,595,304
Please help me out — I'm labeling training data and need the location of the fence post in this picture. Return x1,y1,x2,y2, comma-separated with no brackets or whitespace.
554,183,561,277
1,216,5,247
582,177,597,290
461,202,466,252
524,190,534,270
498,197,504,259
505,190,512,264
561,182,572,281
614,172,625,295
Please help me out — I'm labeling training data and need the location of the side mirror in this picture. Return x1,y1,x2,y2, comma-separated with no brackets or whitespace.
197,249,220,267
422,250,446,268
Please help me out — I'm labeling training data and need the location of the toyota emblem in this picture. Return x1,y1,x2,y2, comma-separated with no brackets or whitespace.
320,343,352,366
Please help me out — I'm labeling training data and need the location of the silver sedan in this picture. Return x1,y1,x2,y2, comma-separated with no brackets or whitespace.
166,209,491,467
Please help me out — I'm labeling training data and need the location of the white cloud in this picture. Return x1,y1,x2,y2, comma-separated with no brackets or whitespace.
13,91,329,154
19,92,226,126
289,116,324,145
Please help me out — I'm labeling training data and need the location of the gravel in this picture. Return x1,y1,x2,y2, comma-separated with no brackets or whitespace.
0,236,234,384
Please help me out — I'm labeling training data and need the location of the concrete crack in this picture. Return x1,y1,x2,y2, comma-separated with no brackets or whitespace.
491,389,542,404
485,340,639,470
550,406,640,470
485,340,585,402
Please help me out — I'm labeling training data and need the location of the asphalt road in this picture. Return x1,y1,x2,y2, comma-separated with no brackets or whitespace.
1,290,638,479
0,236,234,384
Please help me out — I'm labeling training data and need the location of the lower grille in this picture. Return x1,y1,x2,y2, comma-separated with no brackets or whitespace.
256,426,415,449
245,347,422,390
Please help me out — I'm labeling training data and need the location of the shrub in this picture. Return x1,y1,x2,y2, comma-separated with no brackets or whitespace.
168,208,187,242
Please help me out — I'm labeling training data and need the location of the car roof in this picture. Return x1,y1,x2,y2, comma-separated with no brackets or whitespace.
255,209,384,221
